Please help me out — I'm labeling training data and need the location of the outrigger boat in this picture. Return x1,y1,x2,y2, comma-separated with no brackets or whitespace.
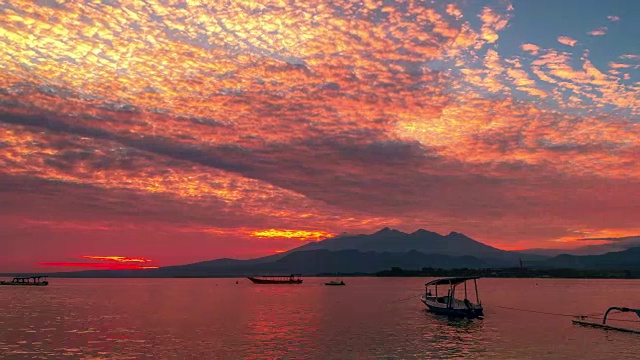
325,280,345,286
0,276,49,286
421,276,483,319
572,306,640,334
247,274,303,284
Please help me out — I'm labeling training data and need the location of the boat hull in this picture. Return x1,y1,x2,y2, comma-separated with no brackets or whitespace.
0,282,48,286
572,319,640,334
421,297,483,319
247,277,302,284
325,282,345,286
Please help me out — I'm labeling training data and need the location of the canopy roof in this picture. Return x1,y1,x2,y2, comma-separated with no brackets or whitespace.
252,274,301,278
425,276,480,286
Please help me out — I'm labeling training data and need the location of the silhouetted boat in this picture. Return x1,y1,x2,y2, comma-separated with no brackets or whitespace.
573,306,640,334
420,276,483,319
247,274,302,284
325,280,345,286
0,276,49,286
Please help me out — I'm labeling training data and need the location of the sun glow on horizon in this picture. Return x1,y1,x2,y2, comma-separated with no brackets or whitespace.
82,255,152,263
552,229,640,244
39,255,159,270
39,262,159,270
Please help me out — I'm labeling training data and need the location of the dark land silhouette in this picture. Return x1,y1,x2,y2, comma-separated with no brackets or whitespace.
6,228,640,278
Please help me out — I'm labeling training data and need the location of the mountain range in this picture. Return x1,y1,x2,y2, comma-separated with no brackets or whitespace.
35,228,640,278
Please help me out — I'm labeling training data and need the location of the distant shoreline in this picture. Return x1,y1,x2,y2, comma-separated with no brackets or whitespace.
370,267,639,279
2,267,639,279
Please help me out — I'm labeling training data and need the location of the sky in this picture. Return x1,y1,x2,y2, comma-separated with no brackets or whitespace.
0,0,639,272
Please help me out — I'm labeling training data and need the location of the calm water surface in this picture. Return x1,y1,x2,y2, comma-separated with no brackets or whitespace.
1,277,639,359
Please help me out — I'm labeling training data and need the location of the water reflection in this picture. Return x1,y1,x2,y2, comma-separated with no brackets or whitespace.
1,278,640,359
420,312,487,358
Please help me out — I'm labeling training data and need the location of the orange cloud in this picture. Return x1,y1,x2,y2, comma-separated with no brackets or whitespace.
552,229,640,244
521,43,540,55
39,255,159,270
588,27,607,36
40,262,159,270
557,36,577,47
446,4,463,19
250,229,333,241
609,62,632,69
479,7,510,44
82,256,152,263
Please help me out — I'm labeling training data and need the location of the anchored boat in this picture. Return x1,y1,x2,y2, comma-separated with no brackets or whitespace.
247,274,303,284
572,306,640,334
420,276,483,319
0,276,49,286
325,280,345,286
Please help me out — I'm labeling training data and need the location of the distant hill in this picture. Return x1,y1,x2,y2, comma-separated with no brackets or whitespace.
48,249,488,278
136,227,538,275
515,248,575,257
240,249,488,274
517,236,640,257
23,246,640,279
292,227,542,264
32,227,554,278
160,227,541,275
539,247,640,270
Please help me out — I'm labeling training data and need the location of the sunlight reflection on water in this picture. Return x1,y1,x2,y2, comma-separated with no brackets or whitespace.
1,278,640,359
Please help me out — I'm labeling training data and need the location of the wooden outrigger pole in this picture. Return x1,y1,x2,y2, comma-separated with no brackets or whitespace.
572,306,640,334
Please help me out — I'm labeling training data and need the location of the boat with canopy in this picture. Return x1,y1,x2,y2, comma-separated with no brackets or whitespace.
247,274,303,284
0,276,49,286
420,276,483,319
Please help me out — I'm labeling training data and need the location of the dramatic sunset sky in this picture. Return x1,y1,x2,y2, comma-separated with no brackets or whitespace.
1,0,639,272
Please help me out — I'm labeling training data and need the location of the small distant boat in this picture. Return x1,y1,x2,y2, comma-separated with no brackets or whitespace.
420,276,483,319
247,274,303,284
572,306,640,334
0,276,49,286
325,280,345,286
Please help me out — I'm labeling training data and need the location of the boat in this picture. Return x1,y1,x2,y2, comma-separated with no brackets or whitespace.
325,280,345,286
572,306,640,334
247,274,303,284
0,276,49,286
420,276,483,319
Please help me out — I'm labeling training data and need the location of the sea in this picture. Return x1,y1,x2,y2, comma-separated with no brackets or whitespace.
1,277,639,359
